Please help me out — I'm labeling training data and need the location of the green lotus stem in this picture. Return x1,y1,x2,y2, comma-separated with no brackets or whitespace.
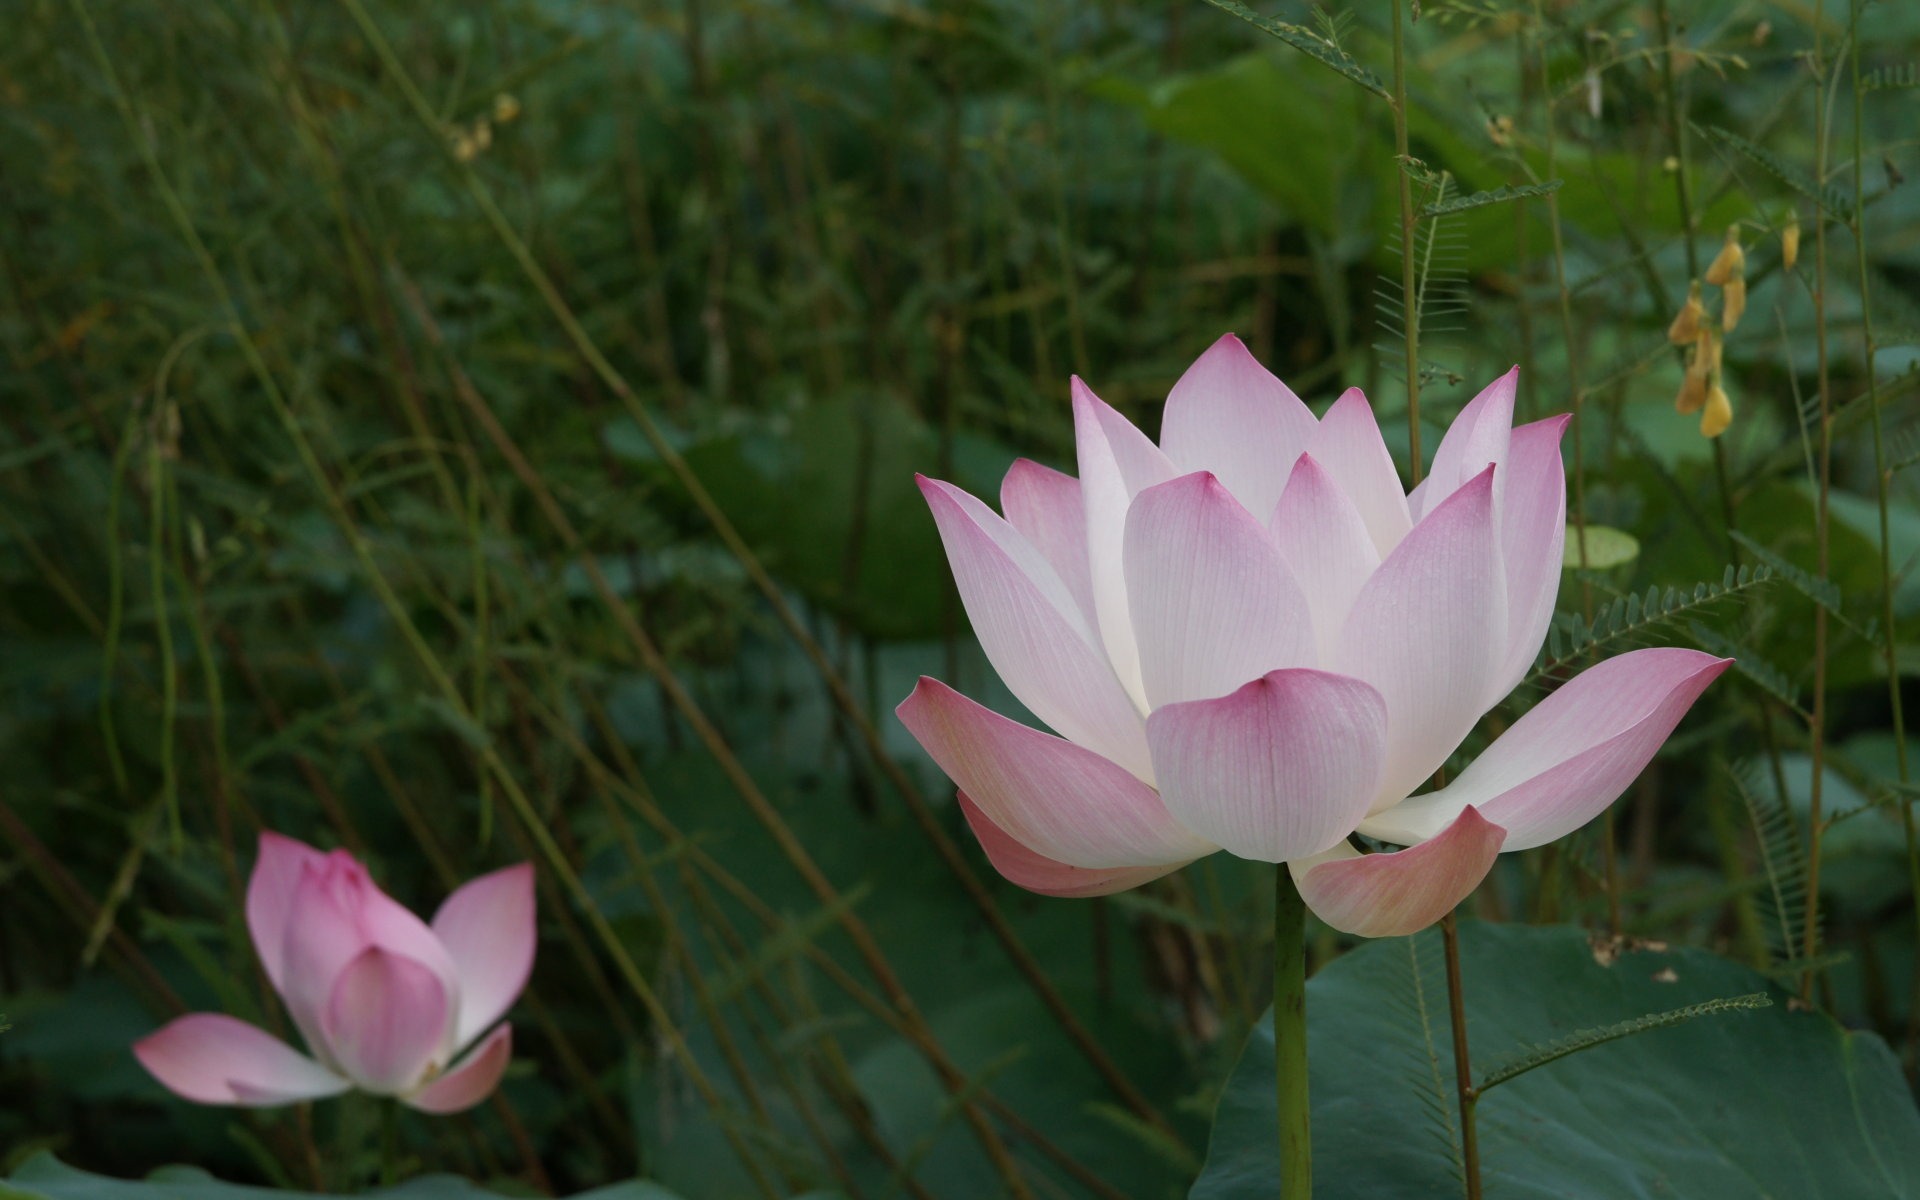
1275,865,1311,1197
380,1099,399,1187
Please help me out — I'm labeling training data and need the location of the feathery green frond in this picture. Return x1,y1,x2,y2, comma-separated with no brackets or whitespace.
1476,993,1772,1093
1729,760,1815,969
1700,125,1857,221
1199,0,1392,100
1420,180,1564,217
1527,565,1774,684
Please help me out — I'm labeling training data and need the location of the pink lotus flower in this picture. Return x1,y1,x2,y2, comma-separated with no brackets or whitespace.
898,335,1728,937
134,833,535,1113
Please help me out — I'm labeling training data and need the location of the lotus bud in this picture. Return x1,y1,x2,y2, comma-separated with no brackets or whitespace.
134,834,535,1113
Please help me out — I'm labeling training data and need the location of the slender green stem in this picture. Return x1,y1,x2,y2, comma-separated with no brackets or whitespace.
379,1099,399,1187
1803,0,1836,1005
1274,865,1311,1198
1390,0,1420,479
1440,913,1482,1198
1849,0,1920,1065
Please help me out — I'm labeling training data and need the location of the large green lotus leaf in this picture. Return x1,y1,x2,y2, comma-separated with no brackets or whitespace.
0,1155,689,1200
1192,922,1920,1199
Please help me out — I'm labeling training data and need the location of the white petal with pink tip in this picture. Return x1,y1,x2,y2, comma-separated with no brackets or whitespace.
956,795,1194,898
1336,469,1507,811
897,678,1210,867
1146,669,1388,863
1362,649,1732,851
1291,807,1505,937
432,862,537,1049
1158,333,1318,519
133,1014,349,1107
1125,472,1317,708
918,475,1152,779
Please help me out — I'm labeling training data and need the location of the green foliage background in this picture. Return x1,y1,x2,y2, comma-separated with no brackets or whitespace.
3,0,1920,1196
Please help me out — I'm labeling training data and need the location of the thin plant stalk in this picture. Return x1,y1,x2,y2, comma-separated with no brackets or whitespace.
1803,0,1837,1003
1273,865,1311,1198
1390,0,1421,465
1441,912,1482,1199
379,1101,400,1188
1849,0,1920,1063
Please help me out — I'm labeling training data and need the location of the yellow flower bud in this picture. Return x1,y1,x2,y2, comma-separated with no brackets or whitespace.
1705,226,1745,286
1782,219,1800,269
1668,281,1704,344
1700,383,1732,438
451,132,478,163
1722,277,1746,332
472,120,493,152
493,93,521,123
1675,344,1710,415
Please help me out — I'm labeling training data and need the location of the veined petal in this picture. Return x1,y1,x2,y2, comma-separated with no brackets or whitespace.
134,1014,349,1107
1159,334,1317,519
1145,669,1387,863
1271,454,1382,663
1126,472,1317,708
1002,459,1096,625
1074,377,1179,711
918,474,1152,779
1337,468,1507,811
958,794,1194,898
897,678,1212,867
279,856,459,1068
1360,649,1731,851
1305,388,1411,557
1291,807,1505,938
1494,415,1571,694
430,863,536,1051
1415,368,1517,521
245,831,327,994
406,1025,513,1115
324,947,449,1095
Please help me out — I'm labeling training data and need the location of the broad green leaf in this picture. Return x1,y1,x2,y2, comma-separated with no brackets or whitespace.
0,1155,688,1200
1192,923,1920,1198
1562,523,1639,570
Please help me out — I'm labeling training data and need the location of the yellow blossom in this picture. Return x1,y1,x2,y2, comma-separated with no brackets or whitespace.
1668,281,1704,344
1705,226,1744,286
1700,383,1733,438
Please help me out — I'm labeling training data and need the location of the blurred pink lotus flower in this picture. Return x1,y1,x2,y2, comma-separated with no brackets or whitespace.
135,833,534,1113
898,335,1728,937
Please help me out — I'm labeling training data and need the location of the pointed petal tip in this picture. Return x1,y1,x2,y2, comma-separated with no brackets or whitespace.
1294,804,1505,939
894,675,944,719
405,1024,514,1115
134,1014,349,1108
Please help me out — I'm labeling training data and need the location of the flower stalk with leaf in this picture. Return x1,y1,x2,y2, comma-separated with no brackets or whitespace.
898,335,1728,1193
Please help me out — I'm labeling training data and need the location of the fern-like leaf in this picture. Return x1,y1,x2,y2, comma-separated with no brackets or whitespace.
1728,760,1814,968
1475,993,1771,1093
1700,125,1855,220
1421,180,1564,217
1199,0,1391,100
1862,63,1920,90
1688,621,1805,715
1527,565,1773,684
1385,935,1464,1185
